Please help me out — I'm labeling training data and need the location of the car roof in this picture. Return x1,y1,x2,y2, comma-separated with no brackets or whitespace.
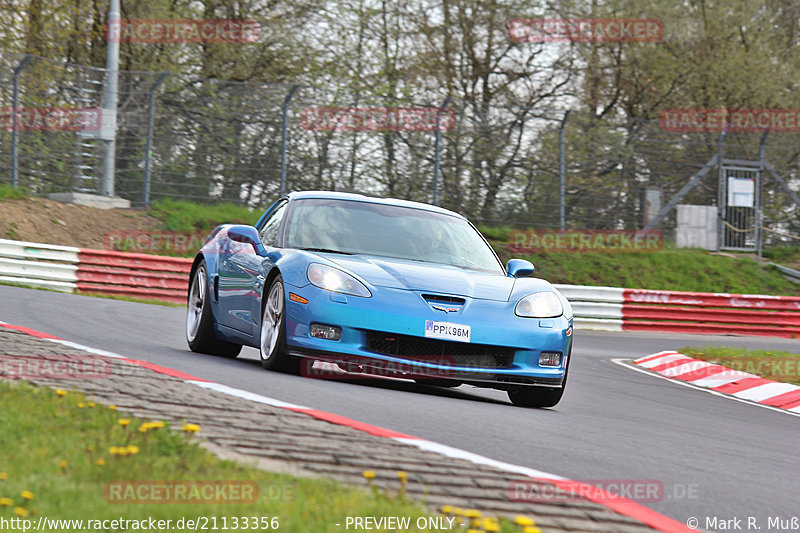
287,190,466,219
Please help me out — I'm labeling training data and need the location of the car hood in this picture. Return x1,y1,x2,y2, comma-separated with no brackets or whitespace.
324,254,514,301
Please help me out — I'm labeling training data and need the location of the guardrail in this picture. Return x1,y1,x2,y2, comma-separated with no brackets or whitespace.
557,283,800,338
0,239,191,304
1,238,798,337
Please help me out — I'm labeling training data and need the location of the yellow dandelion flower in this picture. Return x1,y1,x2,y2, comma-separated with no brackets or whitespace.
20,490,34,500
126,445,139,455
396,471,408,483
77,403,85,408
362,470,376,480
95,458,105,466
14,507,29,517
182,423,200,433
0,497,12,506
86,445,93,452
523,527,541,533
108,405,117,410
109,446,120,455
0,472,7,481
149,421,165,429
59,460,67,469
137,424,150,433
55,390,67,397
118,419,130,427
441,505,453,514
87,402,95,408
514,516,535,527
483,519,500,532
453,507,463,516
464,509,481,519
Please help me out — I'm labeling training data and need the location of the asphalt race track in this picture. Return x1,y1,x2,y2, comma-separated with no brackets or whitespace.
2,284,799,529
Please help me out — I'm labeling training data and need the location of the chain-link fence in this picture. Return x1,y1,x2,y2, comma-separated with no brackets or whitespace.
1,52,799,246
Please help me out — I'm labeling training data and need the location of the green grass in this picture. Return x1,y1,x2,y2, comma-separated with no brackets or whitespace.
680,346,800,386
0,184,26,201
149,199,260,233
763,245,800,265
0,382,525,532
485,233,798,295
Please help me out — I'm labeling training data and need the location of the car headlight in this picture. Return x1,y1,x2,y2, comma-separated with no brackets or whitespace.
515,291,563,318
307,263,371,297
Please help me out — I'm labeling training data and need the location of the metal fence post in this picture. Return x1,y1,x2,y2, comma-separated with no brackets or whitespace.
100,0,120,197
559,110,570,230
756,130,769,264
11,54,33,188
279,85,300,196
432,95,451,206
143,72,169,208
716,129,727,251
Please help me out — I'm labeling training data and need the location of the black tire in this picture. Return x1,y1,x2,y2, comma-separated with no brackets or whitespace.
508,358,569,408
259,274,300,374
186,260,242,358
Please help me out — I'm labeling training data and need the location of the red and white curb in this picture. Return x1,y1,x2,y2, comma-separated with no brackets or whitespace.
630,351,800,414
0,320,692,533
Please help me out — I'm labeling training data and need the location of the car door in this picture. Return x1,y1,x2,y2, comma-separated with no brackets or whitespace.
217,200,288,335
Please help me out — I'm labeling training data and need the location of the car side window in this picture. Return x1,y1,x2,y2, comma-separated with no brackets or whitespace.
258,201,288,247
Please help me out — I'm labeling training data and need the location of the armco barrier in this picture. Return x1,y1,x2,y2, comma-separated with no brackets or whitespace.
0,238,798,337
0,238,191,304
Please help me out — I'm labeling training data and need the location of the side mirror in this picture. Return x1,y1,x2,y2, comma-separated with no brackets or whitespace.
227,225,267,256
506,258,535,278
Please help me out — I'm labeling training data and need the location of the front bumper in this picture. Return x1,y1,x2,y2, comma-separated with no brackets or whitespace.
282,282,572,389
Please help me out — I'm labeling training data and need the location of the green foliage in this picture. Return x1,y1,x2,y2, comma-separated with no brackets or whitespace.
148,199,260,233
0,184,26,201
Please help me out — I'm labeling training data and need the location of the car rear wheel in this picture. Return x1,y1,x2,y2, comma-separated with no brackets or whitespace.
186,261,242,358
259,275,300,374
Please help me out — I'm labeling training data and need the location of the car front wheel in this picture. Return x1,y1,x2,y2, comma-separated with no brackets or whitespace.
259,274,300,374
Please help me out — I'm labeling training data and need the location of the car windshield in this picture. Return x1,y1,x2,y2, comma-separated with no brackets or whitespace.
286,198,504,274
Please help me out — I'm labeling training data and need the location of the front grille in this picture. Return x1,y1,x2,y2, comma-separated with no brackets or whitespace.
422,294,466,305
364,331,514,368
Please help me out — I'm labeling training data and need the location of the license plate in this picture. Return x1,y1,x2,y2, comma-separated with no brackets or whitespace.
424,320,471,343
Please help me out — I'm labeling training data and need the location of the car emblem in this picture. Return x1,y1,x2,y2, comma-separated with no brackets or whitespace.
431,304,459,313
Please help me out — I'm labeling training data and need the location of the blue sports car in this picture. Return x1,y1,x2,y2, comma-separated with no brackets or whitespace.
186,191,573,407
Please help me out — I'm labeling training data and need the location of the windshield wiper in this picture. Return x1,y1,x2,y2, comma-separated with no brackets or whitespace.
294,247,353,255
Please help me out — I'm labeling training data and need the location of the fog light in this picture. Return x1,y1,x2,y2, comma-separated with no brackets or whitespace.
310,324,341,341
539,351,562,367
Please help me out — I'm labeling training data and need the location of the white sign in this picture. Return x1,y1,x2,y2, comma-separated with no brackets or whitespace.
727,177,755,207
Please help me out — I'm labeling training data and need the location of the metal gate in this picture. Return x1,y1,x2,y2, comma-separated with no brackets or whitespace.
718,161,761,251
